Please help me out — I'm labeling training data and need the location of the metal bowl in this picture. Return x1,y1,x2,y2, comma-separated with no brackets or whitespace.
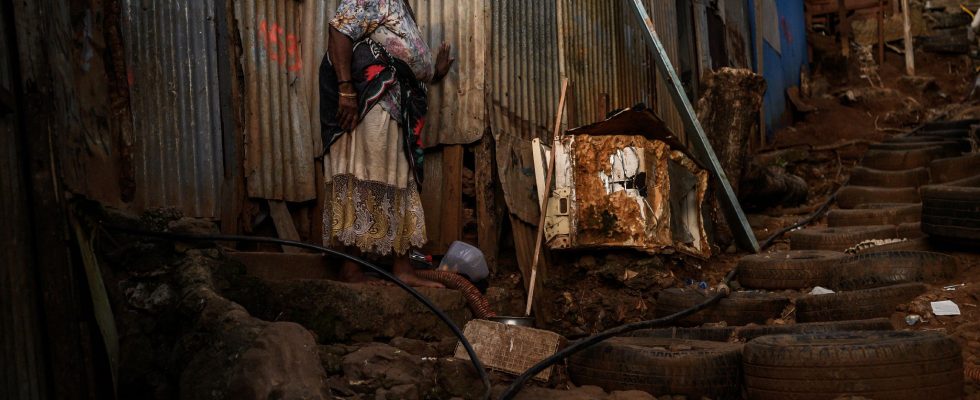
486,316,535,327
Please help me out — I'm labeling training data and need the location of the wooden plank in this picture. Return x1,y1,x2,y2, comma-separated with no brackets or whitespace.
440,145,464,250
902,0,915,75
525,78,568,317
628,0,760,252
475,133,501,274
420,150,445,254
693,0,713,77
217,0,244,235
509,215,546,326
268,200,302,253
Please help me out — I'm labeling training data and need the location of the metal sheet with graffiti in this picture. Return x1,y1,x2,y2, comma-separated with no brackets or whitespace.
236,0,335,202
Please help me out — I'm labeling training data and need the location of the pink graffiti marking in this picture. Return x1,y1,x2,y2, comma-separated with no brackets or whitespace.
258,20,303,73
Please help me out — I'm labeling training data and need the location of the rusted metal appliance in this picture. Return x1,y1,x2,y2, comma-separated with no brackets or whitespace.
543,109,712,259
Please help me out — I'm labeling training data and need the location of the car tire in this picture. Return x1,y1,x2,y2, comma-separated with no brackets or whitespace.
826,204,921,227
848,166,930,188
921,175,980,242
737,250,846,290
795,282,927,322
655,289,789,327
567,337,742,399
831,251,957,290
789,225,897,251
861,146,946,170
836,186,920,209
744,331,963,400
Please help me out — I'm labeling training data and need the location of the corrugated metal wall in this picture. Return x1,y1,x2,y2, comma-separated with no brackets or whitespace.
557,0,658,128
558,0,685,139
648,0,686,141
489,0,561,225
236,0,333,202
749,0,808,136
236,0,488,202
123,0,225,218
490,0,688,225
410,0,489,146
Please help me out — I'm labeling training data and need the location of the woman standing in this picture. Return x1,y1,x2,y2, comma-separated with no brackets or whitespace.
319,0,454,287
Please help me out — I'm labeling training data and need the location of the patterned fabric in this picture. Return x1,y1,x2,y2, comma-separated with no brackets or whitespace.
320,39,428,183
324,174,426,256
330,0,433,82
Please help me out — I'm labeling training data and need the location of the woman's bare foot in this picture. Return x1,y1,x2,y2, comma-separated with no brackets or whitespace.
340,259,380,284
393,256,444,288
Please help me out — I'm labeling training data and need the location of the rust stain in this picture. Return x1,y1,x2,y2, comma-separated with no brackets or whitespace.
572,134,671,247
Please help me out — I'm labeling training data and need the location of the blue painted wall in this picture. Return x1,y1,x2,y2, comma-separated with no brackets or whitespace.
748,0,809,139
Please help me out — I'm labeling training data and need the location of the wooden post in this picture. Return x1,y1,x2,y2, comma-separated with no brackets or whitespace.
268,200,302,253
475,133,501,273
525,78,569,317
878,0,885,64
440,145,464,249
629,0,760,252
902,0,915,76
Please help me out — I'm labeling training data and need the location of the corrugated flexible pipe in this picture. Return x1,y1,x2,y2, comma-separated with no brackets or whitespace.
415,270,496,319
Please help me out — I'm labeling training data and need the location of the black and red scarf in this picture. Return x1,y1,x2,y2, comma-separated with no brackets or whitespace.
319,39,428,183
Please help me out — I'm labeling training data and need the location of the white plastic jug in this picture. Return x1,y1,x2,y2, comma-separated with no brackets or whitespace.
437,241,489,282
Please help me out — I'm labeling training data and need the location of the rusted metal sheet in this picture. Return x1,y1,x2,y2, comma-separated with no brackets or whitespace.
409,0,489,146
1,114,48,400
236,0,336,202
545,110,711,258
556,0,658,128
122,0,224,217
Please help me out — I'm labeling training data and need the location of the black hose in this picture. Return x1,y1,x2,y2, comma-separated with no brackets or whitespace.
758,188,840,251
101,226,493,400
498,268,738,400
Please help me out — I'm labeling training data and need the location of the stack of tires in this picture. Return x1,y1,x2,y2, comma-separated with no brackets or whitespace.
787,119,979,251
565,119,975,399
922,156,980,243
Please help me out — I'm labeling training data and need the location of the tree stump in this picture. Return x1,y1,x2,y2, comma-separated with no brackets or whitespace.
695,68,767,195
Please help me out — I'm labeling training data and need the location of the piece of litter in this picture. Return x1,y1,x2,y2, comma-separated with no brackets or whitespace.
943,283,966,291
905,314,922,326
810,286,835,295
931,300,961,316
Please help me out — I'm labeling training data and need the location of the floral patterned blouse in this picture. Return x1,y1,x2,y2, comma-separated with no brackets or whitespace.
330,0,433,83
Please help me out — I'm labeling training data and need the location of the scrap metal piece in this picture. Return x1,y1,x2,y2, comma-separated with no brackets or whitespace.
627,0,760,252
